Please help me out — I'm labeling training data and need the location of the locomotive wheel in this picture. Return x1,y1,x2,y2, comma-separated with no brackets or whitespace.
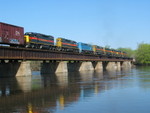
31,45,34,48
40,45,43,49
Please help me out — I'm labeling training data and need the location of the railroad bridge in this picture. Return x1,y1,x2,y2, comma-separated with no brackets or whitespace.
0,46,133,77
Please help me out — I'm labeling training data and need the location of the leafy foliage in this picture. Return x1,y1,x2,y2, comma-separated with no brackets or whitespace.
136,43,150,64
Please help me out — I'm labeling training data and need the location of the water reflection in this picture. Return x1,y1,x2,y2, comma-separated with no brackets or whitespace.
16,76,32,92
0,67,144,113
104,69,118,79
56,72,68,88
94,70,103,80
79,71,94,82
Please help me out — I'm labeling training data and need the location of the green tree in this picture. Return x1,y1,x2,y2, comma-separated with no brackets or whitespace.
136,43,150,64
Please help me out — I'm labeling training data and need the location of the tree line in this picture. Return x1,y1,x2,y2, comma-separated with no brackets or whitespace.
117,43,150,65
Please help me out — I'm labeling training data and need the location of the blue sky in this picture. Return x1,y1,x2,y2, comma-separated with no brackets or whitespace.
0,0,150,50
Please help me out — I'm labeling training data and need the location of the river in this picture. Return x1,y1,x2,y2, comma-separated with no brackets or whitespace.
0,66,150,113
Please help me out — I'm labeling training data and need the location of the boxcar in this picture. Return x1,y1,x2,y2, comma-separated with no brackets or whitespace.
77,42,93,54
0,22,24,46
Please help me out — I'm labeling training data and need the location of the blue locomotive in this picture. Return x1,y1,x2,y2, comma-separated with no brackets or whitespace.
77,42,93,54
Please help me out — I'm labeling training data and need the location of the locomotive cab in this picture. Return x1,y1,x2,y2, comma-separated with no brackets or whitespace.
56,38,62,47
24,33,31,47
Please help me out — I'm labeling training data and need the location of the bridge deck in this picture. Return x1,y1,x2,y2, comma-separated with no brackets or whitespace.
0,46,132,61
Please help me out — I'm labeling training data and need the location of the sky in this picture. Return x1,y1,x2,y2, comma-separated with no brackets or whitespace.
0,0,150,50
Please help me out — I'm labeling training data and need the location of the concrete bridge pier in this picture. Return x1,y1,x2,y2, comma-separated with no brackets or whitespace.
122,61,132,69
40,61,132,74
121,61,132,73
16,61,32,77
41,61,68,74
93,62,103,72
68,61,100,72
67,61,81,72
56,61,68,73
0,61,32,77
79,61,94,71
106,62,117,71
116,62,121,71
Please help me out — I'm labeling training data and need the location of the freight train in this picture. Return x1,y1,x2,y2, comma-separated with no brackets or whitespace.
0,22,128,58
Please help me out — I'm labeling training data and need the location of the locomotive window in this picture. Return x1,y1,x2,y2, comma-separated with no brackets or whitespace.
25,32,36,37
29,33,35,37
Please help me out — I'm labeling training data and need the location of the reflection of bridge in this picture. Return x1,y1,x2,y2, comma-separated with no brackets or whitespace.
0,46,133,77
0,70,130,113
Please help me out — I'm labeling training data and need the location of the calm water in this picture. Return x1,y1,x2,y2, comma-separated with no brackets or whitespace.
0,66,150,113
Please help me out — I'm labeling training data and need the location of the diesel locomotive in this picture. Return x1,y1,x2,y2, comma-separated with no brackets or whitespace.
0,22,128,58
56,37,79,52
24,32,54,49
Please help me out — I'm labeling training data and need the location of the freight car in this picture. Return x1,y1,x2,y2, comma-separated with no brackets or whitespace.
0,22,24,46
